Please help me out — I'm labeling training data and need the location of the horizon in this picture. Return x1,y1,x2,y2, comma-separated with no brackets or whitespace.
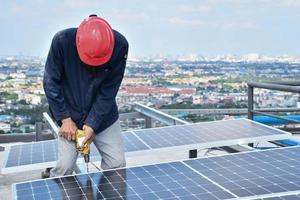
0,53,300,60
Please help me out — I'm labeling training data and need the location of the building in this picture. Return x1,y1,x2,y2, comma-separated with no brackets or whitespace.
0,122,11,133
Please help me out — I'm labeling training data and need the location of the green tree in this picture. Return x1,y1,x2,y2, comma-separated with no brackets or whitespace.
6,93,18,101
18,99,28,105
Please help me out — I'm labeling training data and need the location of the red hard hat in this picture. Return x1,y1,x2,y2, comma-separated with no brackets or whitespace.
76,15,115,67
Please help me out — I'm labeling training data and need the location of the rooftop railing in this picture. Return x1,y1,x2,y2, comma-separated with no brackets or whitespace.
248,81,300,126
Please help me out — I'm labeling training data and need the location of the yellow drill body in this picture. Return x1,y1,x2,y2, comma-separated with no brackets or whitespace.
75,129,90,172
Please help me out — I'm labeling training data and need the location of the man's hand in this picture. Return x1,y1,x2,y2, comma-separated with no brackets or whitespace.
60,117,77,141
82,125,95,145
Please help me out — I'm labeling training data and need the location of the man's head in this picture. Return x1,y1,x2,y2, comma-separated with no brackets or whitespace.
76,14,114,67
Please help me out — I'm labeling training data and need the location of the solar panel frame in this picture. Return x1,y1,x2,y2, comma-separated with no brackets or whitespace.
2,118,292,174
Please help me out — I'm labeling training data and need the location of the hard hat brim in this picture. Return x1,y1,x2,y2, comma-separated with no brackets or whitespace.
78,49,113,66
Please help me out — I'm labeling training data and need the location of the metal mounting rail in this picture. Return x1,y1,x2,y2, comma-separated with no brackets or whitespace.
134,102,190,126
43,112,59,138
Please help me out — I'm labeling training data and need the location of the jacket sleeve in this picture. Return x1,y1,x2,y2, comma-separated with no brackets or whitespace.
43,34,70,122
84,43,128,132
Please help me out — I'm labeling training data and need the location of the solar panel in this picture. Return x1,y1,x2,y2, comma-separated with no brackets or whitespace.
132,118,290,150
13,161,235,200
5,140,57,168
2,119,291,174
13,146,300,200
2,140,58,174
2,132,149,174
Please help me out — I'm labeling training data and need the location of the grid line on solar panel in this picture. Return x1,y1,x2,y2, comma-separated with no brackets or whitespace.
13,161,236,200
184,146,300,199
131,118,291,149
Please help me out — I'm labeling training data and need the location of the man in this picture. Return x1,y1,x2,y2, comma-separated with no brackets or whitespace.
43,14,128,177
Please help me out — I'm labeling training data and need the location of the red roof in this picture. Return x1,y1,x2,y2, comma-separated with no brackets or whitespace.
121,86,195,95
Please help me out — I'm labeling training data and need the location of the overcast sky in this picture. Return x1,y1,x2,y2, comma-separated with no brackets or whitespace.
1,0,300,58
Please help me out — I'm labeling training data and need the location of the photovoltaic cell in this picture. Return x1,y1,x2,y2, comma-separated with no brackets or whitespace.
13,161,235,200
122,131,150,152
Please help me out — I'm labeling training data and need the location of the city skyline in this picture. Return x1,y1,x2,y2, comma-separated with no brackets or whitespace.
1,0,300,58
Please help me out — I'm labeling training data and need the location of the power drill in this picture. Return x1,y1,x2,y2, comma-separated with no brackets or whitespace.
75,129,90,173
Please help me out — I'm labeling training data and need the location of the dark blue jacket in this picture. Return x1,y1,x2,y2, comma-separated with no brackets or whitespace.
43,28,128,134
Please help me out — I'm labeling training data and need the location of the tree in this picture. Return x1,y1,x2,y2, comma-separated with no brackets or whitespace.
25,126,31,133
6,93,18,101
18,99,28,105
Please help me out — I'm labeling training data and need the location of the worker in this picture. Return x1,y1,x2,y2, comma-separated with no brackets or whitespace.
43,14,128,177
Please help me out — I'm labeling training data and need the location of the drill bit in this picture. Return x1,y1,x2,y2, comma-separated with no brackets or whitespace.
84,154,90,173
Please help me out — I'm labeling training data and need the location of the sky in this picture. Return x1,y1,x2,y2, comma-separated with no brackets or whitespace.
0,0,300,58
